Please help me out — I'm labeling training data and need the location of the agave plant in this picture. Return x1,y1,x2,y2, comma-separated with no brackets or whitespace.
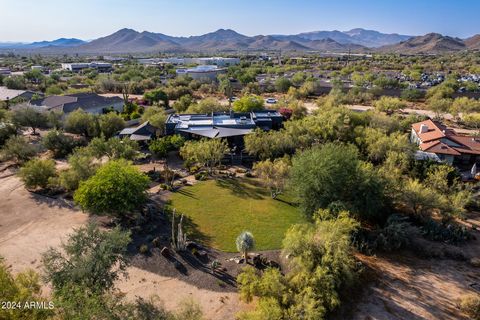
236,231,255,263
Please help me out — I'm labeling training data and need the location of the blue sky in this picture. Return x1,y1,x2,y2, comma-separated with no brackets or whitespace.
1,0,479,41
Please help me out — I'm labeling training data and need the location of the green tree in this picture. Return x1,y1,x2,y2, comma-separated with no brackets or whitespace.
74,160,150,216
275,77,292,93
233,95,264,112
143,88,169,107
4,75,26,89
64,109,99,138
99,112,125,138
237,213,358,320
360,127,413,163
58,153,98,192
253,157,290,198
172,94,194,113
141,106,166,134
186,98,228,114
86,136,139,160
401,88,425,102
18,158,56,189
0,257,53,320
400,179,439,217
180,138,229,172
290,143,386,220
373,96,406,114
427,97,452,118
11,106,48,134
42,223,131,295
42,129,78,158
149,135,185,159
46,110,63,129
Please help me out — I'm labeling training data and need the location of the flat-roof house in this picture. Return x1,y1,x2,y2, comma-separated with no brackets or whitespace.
176,65,227,81
61,62,112,73
411,119,480,166
165,110,283,163
30,93,123,115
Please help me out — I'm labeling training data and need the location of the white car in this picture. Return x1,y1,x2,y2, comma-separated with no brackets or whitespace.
265,98,277,104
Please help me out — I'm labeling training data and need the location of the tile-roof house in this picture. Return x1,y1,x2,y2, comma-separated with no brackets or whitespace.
31,93,124,115
411,119,480,165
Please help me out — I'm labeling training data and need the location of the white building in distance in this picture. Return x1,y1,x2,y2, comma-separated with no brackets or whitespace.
61,62,112,72
176,65,227,80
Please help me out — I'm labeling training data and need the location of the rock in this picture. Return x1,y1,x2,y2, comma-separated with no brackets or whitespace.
160,246,172,258
197,250,208,259
173,261,182,270
234,257,244,264
186,241,203,250
470,258,480,267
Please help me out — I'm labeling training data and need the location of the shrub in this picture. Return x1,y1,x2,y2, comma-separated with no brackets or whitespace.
151,237,160,247
194,171,208,181
139,244,149,254
421,219,471,244
19,158,56,189
459,294,480,319
42,130,79,158
74,160,150,216
1,135,37,163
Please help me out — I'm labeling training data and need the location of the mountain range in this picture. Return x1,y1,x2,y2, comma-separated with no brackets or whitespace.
0,28,479,54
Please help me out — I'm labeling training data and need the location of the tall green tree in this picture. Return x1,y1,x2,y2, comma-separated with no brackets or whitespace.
180,138,229,172
233,95,264,112
64,109,99,138
99,112,125,138
290,143,386,221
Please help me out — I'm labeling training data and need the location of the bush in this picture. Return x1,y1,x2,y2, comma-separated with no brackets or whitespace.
194,171,208,181
74,160,150,216
19,158,56,189
459,294,480,319
1,135,37,163
42,130,79,158
421,219,471,244
58,153,98,192
139,244,149,254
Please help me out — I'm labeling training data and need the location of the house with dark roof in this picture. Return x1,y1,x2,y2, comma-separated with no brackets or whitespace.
0,86,40,102
30,93,123,115
411,119,480,166
118,121,157,142
165,110,283,156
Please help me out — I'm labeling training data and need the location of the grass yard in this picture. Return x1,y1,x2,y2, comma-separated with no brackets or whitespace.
168,177,306,252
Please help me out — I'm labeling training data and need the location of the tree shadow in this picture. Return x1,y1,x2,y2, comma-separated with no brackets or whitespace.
179,213,212,246
175,188,199,199
215,177,268,200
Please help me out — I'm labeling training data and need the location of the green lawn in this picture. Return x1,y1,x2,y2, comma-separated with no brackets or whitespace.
168,177,306,252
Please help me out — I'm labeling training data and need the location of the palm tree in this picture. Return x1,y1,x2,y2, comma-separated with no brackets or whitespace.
236,231,255,263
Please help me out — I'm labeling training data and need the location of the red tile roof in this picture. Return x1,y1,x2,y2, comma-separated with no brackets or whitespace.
413,120,480,157
420,140,461,156
412,119,454,143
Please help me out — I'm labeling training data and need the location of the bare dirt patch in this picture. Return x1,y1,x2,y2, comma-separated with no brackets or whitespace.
0,175,89,273
334,218,480,320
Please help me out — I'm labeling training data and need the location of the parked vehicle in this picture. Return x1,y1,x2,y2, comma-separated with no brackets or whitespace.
265,98,277,104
